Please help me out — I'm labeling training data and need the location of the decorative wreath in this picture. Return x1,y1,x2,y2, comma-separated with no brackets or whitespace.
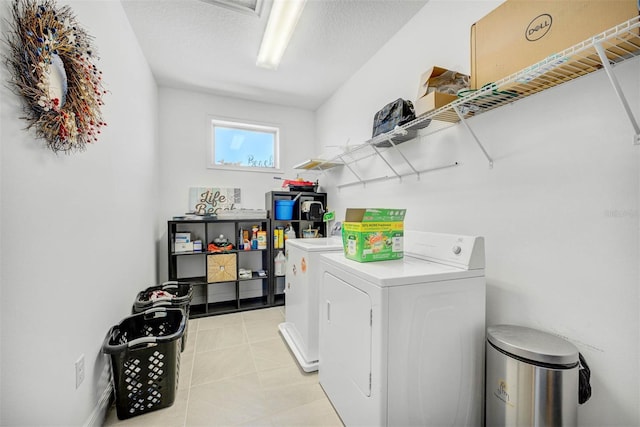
4,0,106,153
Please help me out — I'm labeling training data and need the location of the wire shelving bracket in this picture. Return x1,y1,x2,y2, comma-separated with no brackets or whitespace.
593,42,640,145
453,106,494,168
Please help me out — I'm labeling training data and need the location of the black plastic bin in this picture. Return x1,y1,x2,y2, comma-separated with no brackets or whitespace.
132,281,193,350
102,307,186,420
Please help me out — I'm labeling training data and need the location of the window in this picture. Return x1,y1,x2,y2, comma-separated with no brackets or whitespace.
208,118,280,172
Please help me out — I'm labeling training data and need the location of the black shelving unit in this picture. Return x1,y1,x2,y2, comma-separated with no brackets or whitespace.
167,218,273,318
265,191,328,306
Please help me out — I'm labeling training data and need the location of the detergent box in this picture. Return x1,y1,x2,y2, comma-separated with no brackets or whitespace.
342,208,406,262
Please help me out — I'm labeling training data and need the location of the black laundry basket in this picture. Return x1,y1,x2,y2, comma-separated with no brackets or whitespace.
132,281,193,350
102,307,186,420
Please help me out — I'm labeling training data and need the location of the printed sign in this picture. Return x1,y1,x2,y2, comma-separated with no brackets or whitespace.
189,187,241,215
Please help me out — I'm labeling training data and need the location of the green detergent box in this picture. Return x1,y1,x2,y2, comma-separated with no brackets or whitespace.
342,208,406,262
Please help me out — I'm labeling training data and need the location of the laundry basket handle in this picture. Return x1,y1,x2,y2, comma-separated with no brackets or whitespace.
142,306,170,318
126,336,158,348
161,281,179,290
148,300,172,307
102,307,186,354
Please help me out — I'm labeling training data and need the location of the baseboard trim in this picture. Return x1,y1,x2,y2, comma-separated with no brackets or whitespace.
84,385,113,427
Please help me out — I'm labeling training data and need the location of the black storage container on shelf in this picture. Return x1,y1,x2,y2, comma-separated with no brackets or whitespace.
132,281,193,350
102,307,186,420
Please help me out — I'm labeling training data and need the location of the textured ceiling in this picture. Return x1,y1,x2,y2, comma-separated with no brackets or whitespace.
121,0,428,109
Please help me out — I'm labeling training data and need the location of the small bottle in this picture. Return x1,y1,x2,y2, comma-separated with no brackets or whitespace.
238,228,244,250
277,227,284,248
251,225,259,250
285,225,296,240
243,230,249,249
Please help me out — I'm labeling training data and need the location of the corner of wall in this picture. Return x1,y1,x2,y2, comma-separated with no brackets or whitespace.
83,385,113,427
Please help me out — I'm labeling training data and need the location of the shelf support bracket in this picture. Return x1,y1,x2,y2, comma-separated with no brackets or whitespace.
385,136,421,179
371,144,402,181
454,106,494,168
594,42,640,145
338,154,366,186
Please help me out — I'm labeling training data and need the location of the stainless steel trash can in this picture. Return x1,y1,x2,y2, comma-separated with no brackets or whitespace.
485,325,579,427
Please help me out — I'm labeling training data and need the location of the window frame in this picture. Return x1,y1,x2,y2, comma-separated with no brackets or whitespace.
207,117,281,173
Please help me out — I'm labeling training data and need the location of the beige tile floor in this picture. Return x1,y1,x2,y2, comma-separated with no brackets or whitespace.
103,307,344,427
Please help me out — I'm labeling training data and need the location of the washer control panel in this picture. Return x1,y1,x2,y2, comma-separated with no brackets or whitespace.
404,231,485,270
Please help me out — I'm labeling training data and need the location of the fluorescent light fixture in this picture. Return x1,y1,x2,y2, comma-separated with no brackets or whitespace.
200,0,263,16
256,0,306,70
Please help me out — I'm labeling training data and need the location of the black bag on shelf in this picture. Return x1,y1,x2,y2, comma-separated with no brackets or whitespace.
371,98,416,139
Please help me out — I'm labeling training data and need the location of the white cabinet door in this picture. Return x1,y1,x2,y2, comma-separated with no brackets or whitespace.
284,246,308,353
319,271,373,424
387,278,485,427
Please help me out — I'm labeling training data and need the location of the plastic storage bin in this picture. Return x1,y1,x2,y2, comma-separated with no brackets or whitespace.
485,324,580,427
132,281,192,350
275,199,295,220
102,307,186,420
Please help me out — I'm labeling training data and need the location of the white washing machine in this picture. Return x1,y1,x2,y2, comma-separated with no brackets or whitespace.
278,236,344,372
318,231,486,427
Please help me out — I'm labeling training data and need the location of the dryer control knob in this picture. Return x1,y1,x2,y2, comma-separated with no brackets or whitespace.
452,245,462,255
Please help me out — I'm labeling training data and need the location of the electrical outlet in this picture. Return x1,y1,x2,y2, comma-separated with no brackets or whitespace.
75,354,85,389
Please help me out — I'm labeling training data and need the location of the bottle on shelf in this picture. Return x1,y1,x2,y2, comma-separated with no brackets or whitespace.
275,251,286,276
251,225,259,250
273,226,285,249
277,226,284,248
257,229,267,249
285,224,296,240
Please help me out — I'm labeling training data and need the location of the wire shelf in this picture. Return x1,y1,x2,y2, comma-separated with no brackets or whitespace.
296,16,640,180
438,16,640,122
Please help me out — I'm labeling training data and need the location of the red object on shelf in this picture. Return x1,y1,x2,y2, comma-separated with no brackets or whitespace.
281,179,318,192
281,179,314,188
207,243,234,252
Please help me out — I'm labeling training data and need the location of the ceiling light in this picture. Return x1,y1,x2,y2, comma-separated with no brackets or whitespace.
256,0,306,70
200,0,263,16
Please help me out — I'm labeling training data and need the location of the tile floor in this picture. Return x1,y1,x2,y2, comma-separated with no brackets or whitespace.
103,306,344,427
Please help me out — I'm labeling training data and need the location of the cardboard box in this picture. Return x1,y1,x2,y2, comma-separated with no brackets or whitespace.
175,232,191,243
238,268,252,279
414,92,459,120
174,241,194,253
470,0,640,89
414,66,468,118
207,253,237,282
342,208,406,263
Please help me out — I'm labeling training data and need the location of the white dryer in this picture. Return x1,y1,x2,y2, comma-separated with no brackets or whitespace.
279,237,344,372
318,231,486,427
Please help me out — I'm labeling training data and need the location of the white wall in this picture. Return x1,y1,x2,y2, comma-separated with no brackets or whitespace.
1,0,636,424
316,1,640,426
0,1,159,425
156,87,316,287
0,4,8,424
